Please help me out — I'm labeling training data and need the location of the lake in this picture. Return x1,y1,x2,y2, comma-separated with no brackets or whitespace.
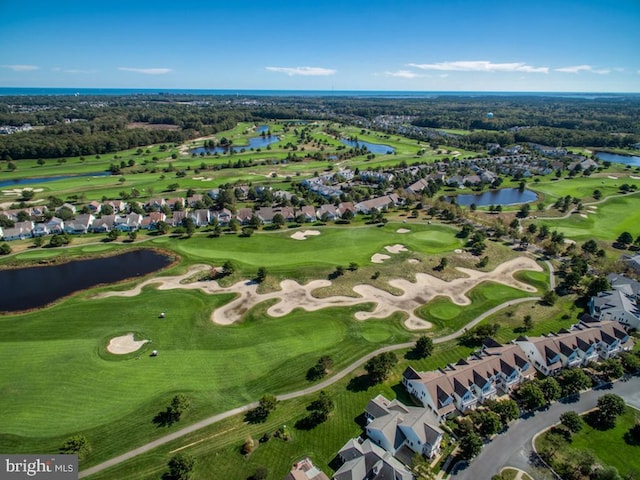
0,171,111,189
340,139,395,155
190,134,279,155
0,249,172,312
595,152,640,167
447,188,538,207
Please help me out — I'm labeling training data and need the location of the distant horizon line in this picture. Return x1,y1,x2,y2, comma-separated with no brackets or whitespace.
0,87,638,97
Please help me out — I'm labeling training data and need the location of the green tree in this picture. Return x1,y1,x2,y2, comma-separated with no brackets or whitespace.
272,213,285,228
582,239,599,255
348,262,359,271
560,411,584,433
523,314,533,331
128,231,137,242
558,368,591,396
617,231,633,246
182,217,196,237
107,229,120,241
486,398,519,424
60,435,91,459
364,352,398,383
256,266,267,283
222,260,235,276
599,358,624,381
458,431,483,460
597,393,626,427
156,221,169,234
541,290,558,306
537,377,562,403
475,410,502,437
0,243,11,255
414,335,434,359
167,452,195,480
517,382,546,411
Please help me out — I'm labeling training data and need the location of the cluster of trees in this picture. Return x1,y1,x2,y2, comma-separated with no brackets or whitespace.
154,394,191,427
295,391,335,430
364,352,398,384
540,395,628,480
306,355,334,381
245,394,278,424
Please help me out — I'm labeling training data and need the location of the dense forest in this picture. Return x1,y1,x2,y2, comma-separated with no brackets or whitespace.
1,94,638,160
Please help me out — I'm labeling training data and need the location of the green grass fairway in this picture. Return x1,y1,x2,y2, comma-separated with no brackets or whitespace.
416,269,547,336
153,223,463,271
531,175,640,203
537,194,640,241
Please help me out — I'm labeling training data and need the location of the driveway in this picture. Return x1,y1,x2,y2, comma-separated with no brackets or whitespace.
451,376,640,480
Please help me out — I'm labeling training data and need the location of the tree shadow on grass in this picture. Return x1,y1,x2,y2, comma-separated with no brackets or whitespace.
152,409,177,428
584,410,615,431
347,374,374,392
403,348,424,361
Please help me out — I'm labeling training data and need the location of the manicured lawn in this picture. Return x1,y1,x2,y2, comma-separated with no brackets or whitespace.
537,194,640,242
417,269,548,336
152,223,463,271
536,407,640,479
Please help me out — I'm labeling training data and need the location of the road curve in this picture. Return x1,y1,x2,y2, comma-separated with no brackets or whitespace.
80,260,553,478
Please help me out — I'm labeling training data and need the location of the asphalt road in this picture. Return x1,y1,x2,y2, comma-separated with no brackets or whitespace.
451,376,640,480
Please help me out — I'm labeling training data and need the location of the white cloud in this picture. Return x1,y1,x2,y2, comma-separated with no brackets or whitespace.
265,66,336,76
408,60,548,74
53,67,96,74
118,67,172,75
555,65,610,74
382,70,421,79
1,64,39,71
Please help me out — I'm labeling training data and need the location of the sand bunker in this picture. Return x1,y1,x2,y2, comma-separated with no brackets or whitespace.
396,228,410,234
408,259,420,264
371,253,391,263
291,230,321,240
107,333,149,354
630,176,640,180
384,244,408,254
95,257,542,331
2,187,44,196
608,176,618,179
454,249,463,254
580,214,588,218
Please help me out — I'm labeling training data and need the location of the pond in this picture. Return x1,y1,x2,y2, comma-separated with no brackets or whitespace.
595,152,640,167
447,188,538,207
190,134,279,155
340,139,395,155
0,171,111,189
0,249,172,312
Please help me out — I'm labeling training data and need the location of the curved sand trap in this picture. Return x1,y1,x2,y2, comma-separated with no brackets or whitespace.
408,258,420,264
454,249,463,254
291,230,321,240
396,228,410,234
95,257,542,331
608,176,618,179
630,176,640,180
371,253,391,264
107,333,149,354
385,244,408,254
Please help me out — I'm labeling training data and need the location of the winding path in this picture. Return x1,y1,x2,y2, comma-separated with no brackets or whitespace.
79,289,543,478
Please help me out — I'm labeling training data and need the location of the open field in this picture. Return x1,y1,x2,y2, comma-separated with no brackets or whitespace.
0,217,548,474
537,193,640,242
535,407,640,479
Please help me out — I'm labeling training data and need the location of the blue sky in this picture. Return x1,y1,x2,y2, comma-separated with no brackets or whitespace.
1,0,639,92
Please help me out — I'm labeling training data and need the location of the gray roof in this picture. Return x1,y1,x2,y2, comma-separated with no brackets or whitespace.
334,439,413,480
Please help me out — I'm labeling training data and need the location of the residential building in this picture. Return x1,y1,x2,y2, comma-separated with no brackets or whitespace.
515,320,633,375
402,341,532,418
284,458,329,480
333,438,413,480
364,394,443,459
